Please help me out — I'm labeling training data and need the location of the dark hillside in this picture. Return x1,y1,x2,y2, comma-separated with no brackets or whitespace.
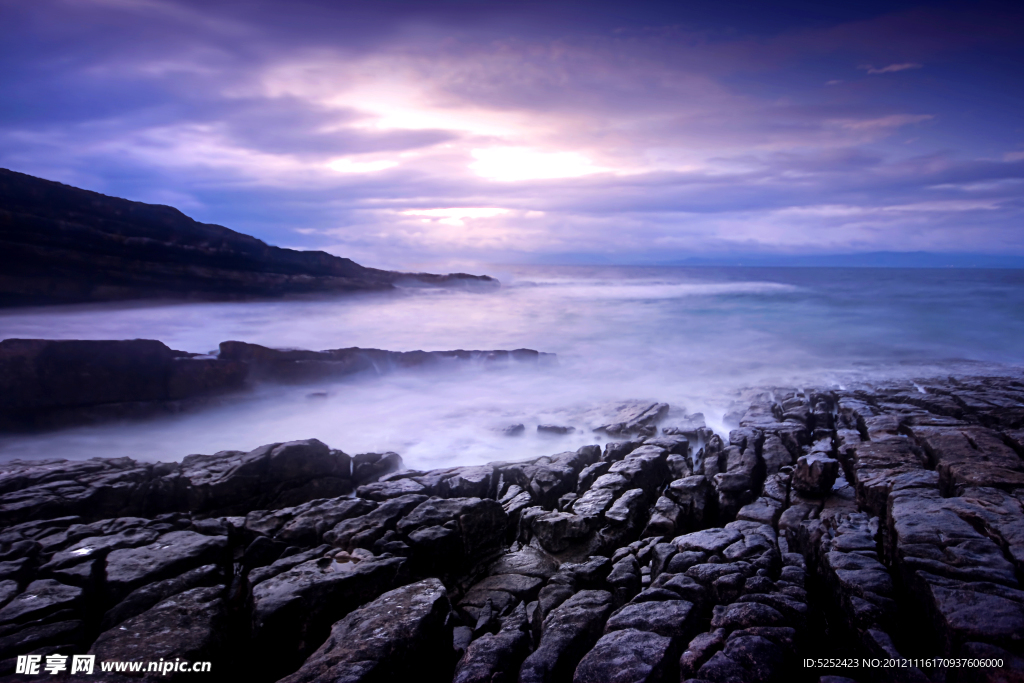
0,168,494,306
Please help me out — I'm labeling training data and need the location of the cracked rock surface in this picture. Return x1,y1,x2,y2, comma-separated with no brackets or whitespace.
1,374,1023,682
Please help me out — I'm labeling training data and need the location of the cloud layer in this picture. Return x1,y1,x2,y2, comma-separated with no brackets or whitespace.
1,0,1022,267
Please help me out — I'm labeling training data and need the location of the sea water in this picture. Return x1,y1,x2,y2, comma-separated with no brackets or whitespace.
1,266,1022,469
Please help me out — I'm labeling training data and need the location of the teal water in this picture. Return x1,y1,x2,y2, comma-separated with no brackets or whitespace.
1,266,1022,467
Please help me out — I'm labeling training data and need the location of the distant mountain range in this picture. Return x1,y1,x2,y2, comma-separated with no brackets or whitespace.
0,168,496,307
660,252,1024,268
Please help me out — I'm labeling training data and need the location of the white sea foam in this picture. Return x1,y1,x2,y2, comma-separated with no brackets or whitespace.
1,265,1022,467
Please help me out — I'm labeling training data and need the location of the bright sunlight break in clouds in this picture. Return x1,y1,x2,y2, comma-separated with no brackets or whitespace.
1,0,1022,268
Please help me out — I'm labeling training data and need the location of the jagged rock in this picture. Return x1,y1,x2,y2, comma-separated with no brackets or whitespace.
246,497,376,546
531,511,594,554
910,571,1024,657
104,530,228,600
573,628,674,683
0,579,81,626
278,579,452,683
89,586,226,681
101,563,223,629
488,546,559,580
679,628,727,679
792,454,839,497
538,424,576,435
324,494,427,550
357,478,427,501
519,590,613,683
398,497,507,575
607,555,642,606
673,528,742,555
605,599,697,642
250,554,406,678
500,424,526,436
596,402,670,436
696,634,787,683
247,544,331,586
458,574,543,622
665,476,714,529
710,602,787,631
453,603,531,683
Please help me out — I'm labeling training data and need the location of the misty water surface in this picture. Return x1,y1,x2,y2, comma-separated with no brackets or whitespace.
1,266,1022,469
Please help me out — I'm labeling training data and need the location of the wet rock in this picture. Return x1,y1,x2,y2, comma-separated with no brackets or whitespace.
488,546,559,580
792,452,839,498
573,628,674,683
531,512,594,555
538,424,576,435
101,563,223,629
665,477,714,529
247,496,376,547
397,497,507,571
576,462,611,496
501,424,526,436
710,602,787,632
278,578,452,683
607,555,642,606
605,599,697,642
910,571,1024,657
181,439,354,514
250,554,406,677
679,628,727,679
453,602,531,683
89,586,226,681
602,441,641,463
643,496,684,538
695,634,787,683
443,466,497,499
324,494,427,550
596,402,670,436
246,544,331,586
104,530,228,600
458,574,543,622
0,579,81,626
674,528,742,555
519,590,613,683
357,478,427,501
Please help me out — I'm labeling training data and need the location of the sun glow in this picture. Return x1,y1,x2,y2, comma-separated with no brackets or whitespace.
470,147,606,182
326,158,398,173
400,207,511,226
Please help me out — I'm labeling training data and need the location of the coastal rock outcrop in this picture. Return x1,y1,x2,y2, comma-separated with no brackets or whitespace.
0,373,1022,682
0,338,553,432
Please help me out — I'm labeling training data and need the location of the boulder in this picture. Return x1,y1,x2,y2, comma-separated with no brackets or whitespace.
89,586,226,681
278,579,452,683
103,530,228,600
792,454,839,497
519,590,614,683
573,628,674,683
250,554,406,678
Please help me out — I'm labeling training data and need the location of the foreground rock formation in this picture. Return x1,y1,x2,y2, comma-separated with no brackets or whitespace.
0,167,496,307
0,374,1022,682
0,338,552,432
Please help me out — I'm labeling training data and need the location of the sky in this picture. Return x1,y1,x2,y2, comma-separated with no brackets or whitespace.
1,0,1022,269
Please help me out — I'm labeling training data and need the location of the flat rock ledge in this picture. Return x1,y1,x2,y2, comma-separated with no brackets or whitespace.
1,374,1023,683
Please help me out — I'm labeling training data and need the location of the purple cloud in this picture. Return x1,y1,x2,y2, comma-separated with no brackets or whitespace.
0,0,1021,266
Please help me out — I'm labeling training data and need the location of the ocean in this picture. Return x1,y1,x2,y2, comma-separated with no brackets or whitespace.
2,265,1022,468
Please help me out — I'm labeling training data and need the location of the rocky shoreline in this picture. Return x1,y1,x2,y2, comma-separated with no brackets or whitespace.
0,339,553,432
1,374,1022,682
